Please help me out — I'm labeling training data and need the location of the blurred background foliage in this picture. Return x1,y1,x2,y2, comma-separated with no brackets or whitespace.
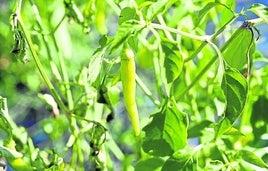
0,0,268,170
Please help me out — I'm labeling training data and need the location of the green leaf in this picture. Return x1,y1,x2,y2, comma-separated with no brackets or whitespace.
163,45,183,83
137,45,154,69
98,35,108,48
135,158,164,171
146,0,168,21
222,22,255,70
249,3,268,24
188,120,212,138
142,99,188,156
88,46,107,85
214,118,231,138
118,7,139,25
214,118,243,139
0,115,12,143
110,21,144,52
194,2,218,27
221,67,248,123
237,150,268,169
161,148,193,171
142,111,173,156
194,1,235,27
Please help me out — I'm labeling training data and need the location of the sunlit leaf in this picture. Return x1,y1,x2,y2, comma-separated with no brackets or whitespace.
146,0,168,21
163,45,183,83
249,3,268,24
194,1,235,27
118,7,139,25
88,47,107,84
194,2,218,27
221,67,248,123
237,150,268,169
110,21,144,52
214,118,231,138
136,45,154,69
142,99,188,156
214,118,243,139
222,22,255,70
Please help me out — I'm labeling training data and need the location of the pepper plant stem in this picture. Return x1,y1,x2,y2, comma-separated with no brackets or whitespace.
16,15,67,113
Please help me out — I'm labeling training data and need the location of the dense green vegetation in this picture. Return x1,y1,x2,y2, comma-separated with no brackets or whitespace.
1,0,268,170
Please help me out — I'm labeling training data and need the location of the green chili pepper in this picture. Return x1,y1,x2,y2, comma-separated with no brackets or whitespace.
120,46,140,136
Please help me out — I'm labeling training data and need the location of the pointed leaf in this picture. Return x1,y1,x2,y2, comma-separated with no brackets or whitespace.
163,45,183,83
222,22,255,70
194,2,235,27
249,3,268,24
142,99,188,156
194,2,218,26
214,118,231,138
142,111,173,156
164,100,188,149
146,0,168,21
238,150,268,169
214,118,243,139
221,68,248,123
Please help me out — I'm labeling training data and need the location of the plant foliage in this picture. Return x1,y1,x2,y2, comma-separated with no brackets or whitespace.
0,0,268,170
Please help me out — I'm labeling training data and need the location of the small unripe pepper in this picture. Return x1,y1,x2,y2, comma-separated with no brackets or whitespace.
120,46,140,136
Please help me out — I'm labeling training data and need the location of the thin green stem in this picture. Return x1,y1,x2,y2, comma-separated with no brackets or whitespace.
150,22,211,42
106,133,125,161
156,15,175,42
149,27,167,100
51,36,74,110
178,56,218,99
174,16,240,97
28,0,74,110
135,74,161,107
185,15,238,62
16,15,67,113
28,0,62,77
51,15,66,34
